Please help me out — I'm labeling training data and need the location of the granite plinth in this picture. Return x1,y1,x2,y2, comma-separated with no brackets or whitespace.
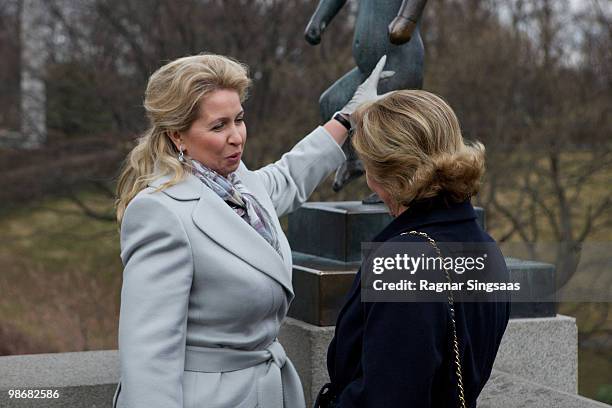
288,252,359,326
287,201,485,263
289,254,557,325
288,201,391,262
493,315,578,393
505,257,557,318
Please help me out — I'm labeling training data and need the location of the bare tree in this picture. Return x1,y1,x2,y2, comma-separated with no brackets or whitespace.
1,0,357,215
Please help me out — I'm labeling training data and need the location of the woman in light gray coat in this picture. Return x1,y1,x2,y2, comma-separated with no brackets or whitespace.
113,54,392,408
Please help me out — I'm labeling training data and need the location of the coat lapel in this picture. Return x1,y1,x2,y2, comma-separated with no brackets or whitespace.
149,169,294,297
234,163,293,272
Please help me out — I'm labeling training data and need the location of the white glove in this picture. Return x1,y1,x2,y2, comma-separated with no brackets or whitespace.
340,55,395,117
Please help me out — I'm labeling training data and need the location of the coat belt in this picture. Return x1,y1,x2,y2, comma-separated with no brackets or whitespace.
184,340,305,408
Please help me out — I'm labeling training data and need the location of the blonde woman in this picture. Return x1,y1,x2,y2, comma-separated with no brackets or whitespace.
113,54,392,408
318,90,510,407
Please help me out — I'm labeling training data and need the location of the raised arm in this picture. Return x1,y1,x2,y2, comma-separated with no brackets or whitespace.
305,0,349,45
388,0,429,45
116,195,193,408
253,55,393,217
253,126,346,218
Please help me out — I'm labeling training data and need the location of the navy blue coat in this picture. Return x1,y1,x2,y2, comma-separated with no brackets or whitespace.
326,195,511,407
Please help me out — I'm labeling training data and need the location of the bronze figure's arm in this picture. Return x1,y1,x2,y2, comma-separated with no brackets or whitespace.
304,0,348,45
388,0,428,45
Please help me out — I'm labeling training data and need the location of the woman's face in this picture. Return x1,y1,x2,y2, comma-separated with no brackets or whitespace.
177,89,246,177
366,171,400,216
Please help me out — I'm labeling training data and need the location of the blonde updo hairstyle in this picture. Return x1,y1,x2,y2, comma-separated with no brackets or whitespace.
115,54,251,224
352,90,485,209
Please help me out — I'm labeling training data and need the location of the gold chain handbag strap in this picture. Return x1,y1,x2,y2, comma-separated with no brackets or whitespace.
401,231,467,408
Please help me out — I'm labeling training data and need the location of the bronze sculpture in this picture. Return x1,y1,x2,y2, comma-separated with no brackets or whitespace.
305,0,428,198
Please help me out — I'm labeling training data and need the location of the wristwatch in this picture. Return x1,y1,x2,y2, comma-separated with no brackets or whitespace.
333,112,351,131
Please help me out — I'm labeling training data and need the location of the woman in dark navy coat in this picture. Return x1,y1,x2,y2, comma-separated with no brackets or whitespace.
319,90,511,407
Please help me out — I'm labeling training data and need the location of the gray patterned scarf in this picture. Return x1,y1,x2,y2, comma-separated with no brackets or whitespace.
190,160,282,258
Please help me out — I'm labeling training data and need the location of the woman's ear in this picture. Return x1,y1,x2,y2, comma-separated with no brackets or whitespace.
169,131,183,150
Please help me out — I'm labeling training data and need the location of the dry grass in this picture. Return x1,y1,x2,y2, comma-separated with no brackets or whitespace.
0,191,122,354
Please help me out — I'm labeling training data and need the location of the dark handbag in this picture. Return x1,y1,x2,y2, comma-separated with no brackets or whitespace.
313,382,336,408
314,231,466,408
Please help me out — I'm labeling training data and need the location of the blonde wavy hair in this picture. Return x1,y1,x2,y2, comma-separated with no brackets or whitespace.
115,54,251,224
352,90,485,208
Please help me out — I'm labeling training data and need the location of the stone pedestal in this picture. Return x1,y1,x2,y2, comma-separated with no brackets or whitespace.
287,202,555,325
493,315,577,393
278,318,335,406
505,258,557,318
288,201,485,262
288,253,358,326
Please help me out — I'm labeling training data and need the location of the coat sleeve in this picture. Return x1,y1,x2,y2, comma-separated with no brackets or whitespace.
117,194,193,408
336,301,449,408
253,126,346,217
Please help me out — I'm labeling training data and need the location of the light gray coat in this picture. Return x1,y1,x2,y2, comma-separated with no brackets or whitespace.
113,127,345,408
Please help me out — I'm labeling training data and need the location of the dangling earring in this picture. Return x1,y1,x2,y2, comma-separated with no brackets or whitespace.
389,201,398,218
178,145,185,163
